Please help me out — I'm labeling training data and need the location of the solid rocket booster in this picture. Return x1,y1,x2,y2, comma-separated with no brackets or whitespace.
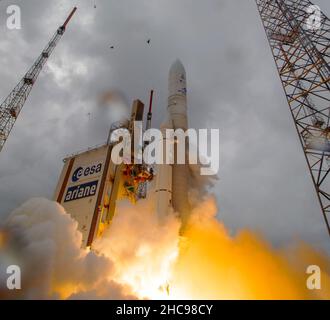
168,59,190,223
154,121,173,222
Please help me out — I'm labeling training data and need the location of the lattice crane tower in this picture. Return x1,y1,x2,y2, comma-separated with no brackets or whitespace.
0,7,77,152
255,0,330,236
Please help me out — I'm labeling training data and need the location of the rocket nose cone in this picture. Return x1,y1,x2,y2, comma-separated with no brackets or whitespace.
169,59,187,98
170,59,186,75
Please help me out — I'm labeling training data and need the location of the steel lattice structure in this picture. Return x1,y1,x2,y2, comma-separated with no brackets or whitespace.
256,0,330,236
0,7,77,152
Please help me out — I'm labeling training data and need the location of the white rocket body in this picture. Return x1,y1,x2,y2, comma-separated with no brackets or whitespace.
154,60,190,224
154,122,173,222
167,60,189,223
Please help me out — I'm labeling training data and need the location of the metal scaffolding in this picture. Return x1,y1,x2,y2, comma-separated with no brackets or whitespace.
256,0,330,236
0,7,77,152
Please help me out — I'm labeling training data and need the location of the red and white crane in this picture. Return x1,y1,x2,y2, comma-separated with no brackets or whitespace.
0,7,77,152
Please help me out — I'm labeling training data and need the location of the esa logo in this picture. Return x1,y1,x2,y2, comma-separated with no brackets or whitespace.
72,163,102,182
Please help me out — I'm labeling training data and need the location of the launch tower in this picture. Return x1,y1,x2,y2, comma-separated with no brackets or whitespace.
256,0,330,236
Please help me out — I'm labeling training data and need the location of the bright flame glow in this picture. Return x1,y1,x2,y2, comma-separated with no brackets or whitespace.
1,197,330,300
93,197,330,300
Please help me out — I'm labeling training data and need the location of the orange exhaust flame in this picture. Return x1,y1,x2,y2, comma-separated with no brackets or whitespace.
93,197,330,300
1,197,329,300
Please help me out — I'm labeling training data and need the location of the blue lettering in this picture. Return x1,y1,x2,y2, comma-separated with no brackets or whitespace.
71,163,103,182
64,181,98,202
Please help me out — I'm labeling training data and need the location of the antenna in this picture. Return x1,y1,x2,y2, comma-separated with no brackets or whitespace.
146,89,154,131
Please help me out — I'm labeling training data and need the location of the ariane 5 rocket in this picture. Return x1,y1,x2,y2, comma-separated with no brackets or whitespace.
155,60,190,225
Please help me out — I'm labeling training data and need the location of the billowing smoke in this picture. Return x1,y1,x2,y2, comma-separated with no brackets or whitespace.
0,195,329,299
93,197,181,299
0,198,135,300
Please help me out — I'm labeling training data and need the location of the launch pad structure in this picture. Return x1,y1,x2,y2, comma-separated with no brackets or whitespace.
54,59,191,248
54,99,152,247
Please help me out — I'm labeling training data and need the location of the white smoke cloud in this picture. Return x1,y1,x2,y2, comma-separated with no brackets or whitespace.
1,195,329,300
0,198,135,299
0,196,180,300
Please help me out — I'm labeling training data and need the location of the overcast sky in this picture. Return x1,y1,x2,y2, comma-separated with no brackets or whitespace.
0,0,330,252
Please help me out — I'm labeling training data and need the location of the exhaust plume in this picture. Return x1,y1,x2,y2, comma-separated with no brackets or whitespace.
0,195,329,299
